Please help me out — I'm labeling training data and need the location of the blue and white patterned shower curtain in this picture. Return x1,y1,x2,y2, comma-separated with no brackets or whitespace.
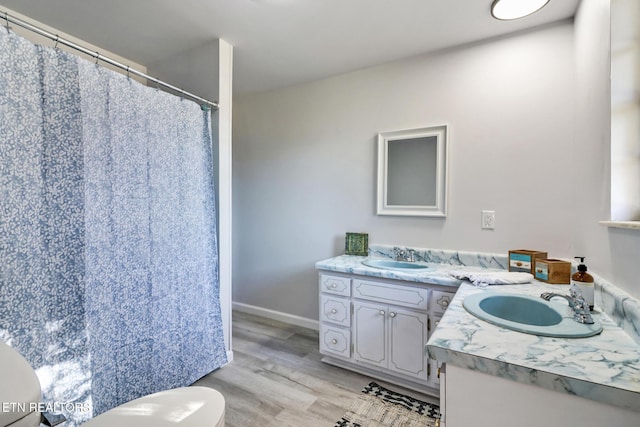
0,28,226,425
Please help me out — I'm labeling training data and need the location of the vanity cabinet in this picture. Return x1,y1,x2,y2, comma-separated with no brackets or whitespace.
318,272,455,395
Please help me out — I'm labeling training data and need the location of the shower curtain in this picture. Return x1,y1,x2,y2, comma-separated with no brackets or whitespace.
0,28,226,425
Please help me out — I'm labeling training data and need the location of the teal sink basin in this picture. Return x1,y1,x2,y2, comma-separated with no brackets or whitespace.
463,292,603,338
362,259,429,271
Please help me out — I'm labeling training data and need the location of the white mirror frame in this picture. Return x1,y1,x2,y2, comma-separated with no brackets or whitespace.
376,125,448,217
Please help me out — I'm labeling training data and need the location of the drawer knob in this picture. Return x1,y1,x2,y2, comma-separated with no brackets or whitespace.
389,312,396,318
331,283,337,288
331,309,337,314
437,296,451,309
331,339,338,345
379,310,385,316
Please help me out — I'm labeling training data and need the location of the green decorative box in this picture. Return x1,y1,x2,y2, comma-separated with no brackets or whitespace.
345,232,369,256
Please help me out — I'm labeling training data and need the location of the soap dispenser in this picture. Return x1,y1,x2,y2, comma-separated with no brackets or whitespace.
571,257,594,311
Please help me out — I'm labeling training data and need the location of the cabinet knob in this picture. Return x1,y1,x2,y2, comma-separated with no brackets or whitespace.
379,310,385,316
437,296,451,309
331,283,337,288
331,309,337,314
331,339,338,345
389,312,396,318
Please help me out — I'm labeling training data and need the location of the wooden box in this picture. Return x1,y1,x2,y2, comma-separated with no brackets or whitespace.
508,250,547,274
534,259,571,284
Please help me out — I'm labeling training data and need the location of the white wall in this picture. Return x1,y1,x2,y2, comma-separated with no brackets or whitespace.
233,21,585,321
574,0,640,300
148,42,220,102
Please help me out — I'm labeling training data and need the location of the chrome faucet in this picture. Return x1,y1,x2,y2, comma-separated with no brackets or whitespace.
394,248,415,262
540,288,595,324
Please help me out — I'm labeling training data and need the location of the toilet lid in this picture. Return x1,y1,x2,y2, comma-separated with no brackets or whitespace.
0,341,41,427
83,386,225,427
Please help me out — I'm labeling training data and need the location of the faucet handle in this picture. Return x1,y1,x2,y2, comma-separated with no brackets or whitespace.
569,285,580,298
569,284,589,301
573,295,589,310
569,287,589,309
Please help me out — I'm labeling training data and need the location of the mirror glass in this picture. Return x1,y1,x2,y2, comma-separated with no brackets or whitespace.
377,125,448,217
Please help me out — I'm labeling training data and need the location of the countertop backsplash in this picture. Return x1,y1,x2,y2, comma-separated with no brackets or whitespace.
368,244,509,269
596,275,640,345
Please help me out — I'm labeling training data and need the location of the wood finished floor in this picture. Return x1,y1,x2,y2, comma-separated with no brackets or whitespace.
193,311,437,427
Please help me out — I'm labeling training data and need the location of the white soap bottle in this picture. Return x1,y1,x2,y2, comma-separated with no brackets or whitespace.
571,256,594,311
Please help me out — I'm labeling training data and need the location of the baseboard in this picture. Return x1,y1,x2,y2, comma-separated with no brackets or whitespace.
233,301,319,331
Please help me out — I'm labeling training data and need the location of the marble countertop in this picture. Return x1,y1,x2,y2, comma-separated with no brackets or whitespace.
315,255,471,287
427,282,640,412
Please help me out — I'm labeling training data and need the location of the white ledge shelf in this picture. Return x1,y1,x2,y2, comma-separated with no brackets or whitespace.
600,221,640,230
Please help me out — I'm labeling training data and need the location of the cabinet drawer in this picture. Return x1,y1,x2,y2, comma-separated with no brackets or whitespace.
352,279,429,311
319,324,351,359
431,290,455,314
319,273,351,296
320,294,351,327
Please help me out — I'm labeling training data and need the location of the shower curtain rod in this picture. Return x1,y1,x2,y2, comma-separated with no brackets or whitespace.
1,10,219,110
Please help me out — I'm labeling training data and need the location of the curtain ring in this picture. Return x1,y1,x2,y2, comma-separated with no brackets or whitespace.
126,66,130,78
95,52,100,65
5,12,10,33
54,35,59,49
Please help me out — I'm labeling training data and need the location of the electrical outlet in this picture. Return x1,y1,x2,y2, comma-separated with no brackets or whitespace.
481,210,495,229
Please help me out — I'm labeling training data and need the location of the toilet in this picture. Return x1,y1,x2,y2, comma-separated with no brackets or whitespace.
0,340,225,427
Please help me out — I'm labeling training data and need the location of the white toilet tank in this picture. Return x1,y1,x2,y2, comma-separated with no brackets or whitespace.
0,341,42,427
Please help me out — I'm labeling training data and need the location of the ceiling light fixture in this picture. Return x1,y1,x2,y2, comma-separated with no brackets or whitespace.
491,0,550,20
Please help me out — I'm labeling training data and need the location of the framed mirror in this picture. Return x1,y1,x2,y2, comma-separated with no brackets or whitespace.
377,125,448,217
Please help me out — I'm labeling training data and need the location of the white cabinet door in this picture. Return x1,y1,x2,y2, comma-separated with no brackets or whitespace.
388,307,429,381
353,300,387,369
